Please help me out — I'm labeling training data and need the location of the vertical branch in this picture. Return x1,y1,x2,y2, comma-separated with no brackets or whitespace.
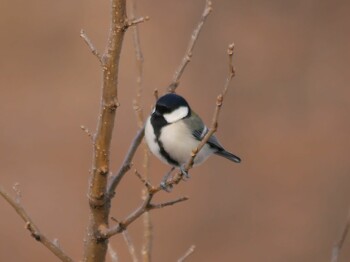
129,0,153,260
83,0,127,261
122,230,139,262
108,243,119,262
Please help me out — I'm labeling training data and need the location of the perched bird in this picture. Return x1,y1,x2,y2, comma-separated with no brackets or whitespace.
145,93,241,182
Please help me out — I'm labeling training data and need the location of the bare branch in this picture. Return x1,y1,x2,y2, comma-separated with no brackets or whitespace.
108,243,119,262
80,29,102,63
83,0,128,261
177,245,196,262
80,125,94,141
122,230,139,262
131,0,146,127
331,208,350,262
222,43,235,97
107,126,145,197
154,43,237,191
0,187,74,262
134,170,153,192
149,196,189,209
128,16,150,27
141,210,153,262
12,182,22,203
129,2,154,257
168,0,213,93
103,192,188,238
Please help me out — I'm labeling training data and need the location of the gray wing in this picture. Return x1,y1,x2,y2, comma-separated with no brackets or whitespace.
187,111,241,163
185,111,225,151
192,125,225,151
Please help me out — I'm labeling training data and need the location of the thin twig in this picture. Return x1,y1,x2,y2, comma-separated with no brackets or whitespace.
168,0,213,93
103,193,188,238
177,245,196,262
331,208,350,262
80,29,102,63
107,126,145,197
80,125,94,141
141,210,152,262
128,16,150,27
0,187,74,262
149,197,189,209
12,182,22,203
134,170,153,192
122,230,139,262
222,43,235,97
129,1,153,258
108,243,119,262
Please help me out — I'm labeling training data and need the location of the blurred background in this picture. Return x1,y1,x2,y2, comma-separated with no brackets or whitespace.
1,0,350,261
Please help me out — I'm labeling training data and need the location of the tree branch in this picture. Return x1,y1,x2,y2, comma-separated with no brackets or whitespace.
168,0,213,93
331,208,350,262
80,125,94,141
127,16,150,27
0,187,74,262
128,1,154,260
177,245,196,262
129,0,154,260
107,126,145,197
83,0,128,261
103,175,189,239
107,243,119,262
80,29,102,63
122,230,139,262
157,43,237,190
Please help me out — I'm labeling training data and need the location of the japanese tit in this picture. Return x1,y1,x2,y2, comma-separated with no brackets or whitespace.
145,93,241,176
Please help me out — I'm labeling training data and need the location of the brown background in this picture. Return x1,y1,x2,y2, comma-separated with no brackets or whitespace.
1,0,350,261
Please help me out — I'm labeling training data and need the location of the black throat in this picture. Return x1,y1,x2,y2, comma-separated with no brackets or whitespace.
150,115,179,166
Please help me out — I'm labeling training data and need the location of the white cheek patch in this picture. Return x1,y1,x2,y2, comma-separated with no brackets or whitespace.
163,106,189,123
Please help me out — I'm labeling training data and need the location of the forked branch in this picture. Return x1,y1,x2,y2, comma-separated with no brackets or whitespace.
0,187,74,262
104,170,188,238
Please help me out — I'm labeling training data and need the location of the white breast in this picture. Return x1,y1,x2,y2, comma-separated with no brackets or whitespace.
145,117,215,167
159,120,214,166
145,117,165,163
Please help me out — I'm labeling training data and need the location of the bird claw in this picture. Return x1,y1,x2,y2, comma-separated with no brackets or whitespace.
160,167,175,192
180,165,190,181
160,181,173,192
159,166,189,191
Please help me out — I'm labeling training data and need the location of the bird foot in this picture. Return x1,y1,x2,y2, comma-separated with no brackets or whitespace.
180,165,190,181
160,167,175,192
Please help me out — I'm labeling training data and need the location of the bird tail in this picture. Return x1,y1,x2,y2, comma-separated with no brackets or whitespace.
215,150,241,163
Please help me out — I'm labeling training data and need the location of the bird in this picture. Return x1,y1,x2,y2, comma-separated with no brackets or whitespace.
145,93,241,187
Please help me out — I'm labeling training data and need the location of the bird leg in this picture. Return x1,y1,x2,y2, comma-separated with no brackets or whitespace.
160,166,175,192
180,165,190,181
